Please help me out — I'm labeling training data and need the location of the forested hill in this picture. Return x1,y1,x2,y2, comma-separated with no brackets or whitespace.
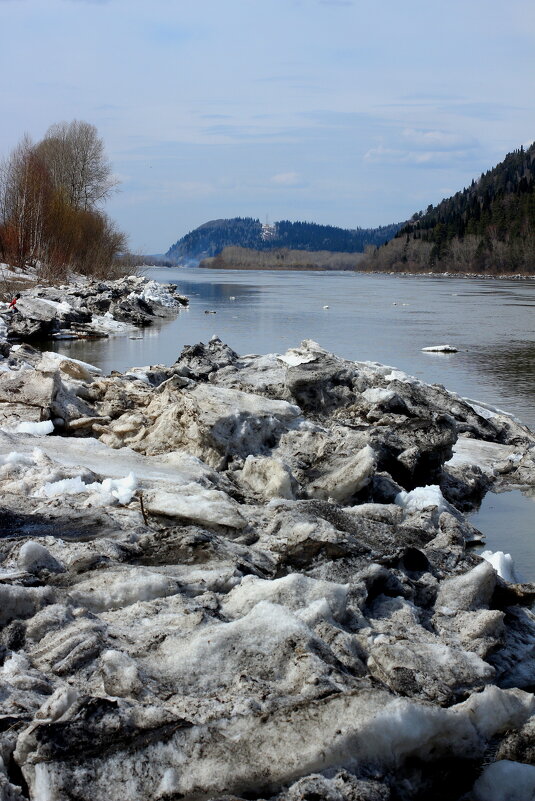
362,142,535,274
166,218,401,264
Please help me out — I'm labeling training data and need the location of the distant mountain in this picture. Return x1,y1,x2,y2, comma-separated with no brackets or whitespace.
166,217,402,265
362,142,535,274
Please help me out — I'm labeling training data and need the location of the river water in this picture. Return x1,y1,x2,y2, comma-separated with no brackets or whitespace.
50,268,535,579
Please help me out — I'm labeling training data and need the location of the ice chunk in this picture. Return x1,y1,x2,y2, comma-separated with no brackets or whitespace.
422,345,458,353
100,472,138,504
240,455,296,500
447,437,518,475
39,476,88,497
396,485,448,514
35,686,78,722
362,387,396,404
481,550,517,583
70,572,181,612
0,584,54,625
308,445,376,504
38,350,101,375
100,650,141,696
472,760,535,801
436,561,497,612
37,472,137,505
18,541,64,574
14,420,54,435
130,279,179,308
222,573,349,621
0,450,35,466
143,484,245,529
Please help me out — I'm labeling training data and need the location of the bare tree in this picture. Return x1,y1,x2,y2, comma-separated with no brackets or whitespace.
36,120,118,211
0,135,51,267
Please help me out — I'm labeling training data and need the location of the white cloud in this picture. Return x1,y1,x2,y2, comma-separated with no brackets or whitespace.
363,145,474,167
270,171,301,186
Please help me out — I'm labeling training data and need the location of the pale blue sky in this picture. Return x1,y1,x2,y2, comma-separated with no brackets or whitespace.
1,0,534,252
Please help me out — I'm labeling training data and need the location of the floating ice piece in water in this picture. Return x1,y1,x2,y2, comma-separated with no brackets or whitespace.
422,344,458,353
130,279,179,308
481,550,517,583
14,421,54,436
323,305,329,309
395,485,448,514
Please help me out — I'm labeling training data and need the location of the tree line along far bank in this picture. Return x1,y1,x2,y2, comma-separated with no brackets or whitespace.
0,120,128,280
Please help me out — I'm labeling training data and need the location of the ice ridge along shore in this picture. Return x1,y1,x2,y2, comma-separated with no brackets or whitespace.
0,273,188,344
1,337,535,800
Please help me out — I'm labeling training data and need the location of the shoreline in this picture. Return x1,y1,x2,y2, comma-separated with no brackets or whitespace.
171,262,535,280
1,328,535,799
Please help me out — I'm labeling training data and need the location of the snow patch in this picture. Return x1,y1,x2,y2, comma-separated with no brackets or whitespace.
481,550,517,583
395,485,448,513
473,760,535,801
37,471,137,505
14,420,54,436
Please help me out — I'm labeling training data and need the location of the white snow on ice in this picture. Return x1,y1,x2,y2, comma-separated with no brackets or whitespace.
395,485,448,513
481,550,517,583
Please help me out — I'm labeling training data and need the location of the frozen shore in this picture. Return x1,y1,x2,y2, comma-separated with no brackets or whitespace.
1,336,535,800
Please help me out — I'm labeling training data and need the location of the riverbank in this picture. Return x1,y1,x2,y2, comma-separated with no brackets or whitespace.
1,335,535,799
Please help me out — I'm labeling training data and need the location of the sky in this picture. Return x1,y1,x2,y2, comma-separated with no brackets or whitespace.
1,0,535,253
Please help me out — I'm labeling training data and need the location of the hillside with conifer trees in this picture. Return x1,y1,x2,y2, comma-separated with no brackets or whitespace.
166,218,401,265
362,142,535,274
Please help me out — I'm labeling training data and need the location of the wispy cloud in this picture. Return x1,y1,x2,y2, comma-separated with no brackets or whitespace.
364,144,477,168
270,171,303,186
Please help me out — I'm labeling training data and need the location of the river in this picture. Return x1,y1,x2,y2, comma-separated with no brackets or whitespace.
50,267,535,580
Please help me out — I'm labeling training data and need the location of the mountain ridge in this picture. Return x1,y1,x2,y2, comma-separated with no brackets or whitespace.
165,217,402,265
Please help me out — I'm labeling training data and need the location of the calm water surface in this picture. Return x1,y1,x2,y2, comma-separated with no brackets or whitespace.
51,268,535,577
